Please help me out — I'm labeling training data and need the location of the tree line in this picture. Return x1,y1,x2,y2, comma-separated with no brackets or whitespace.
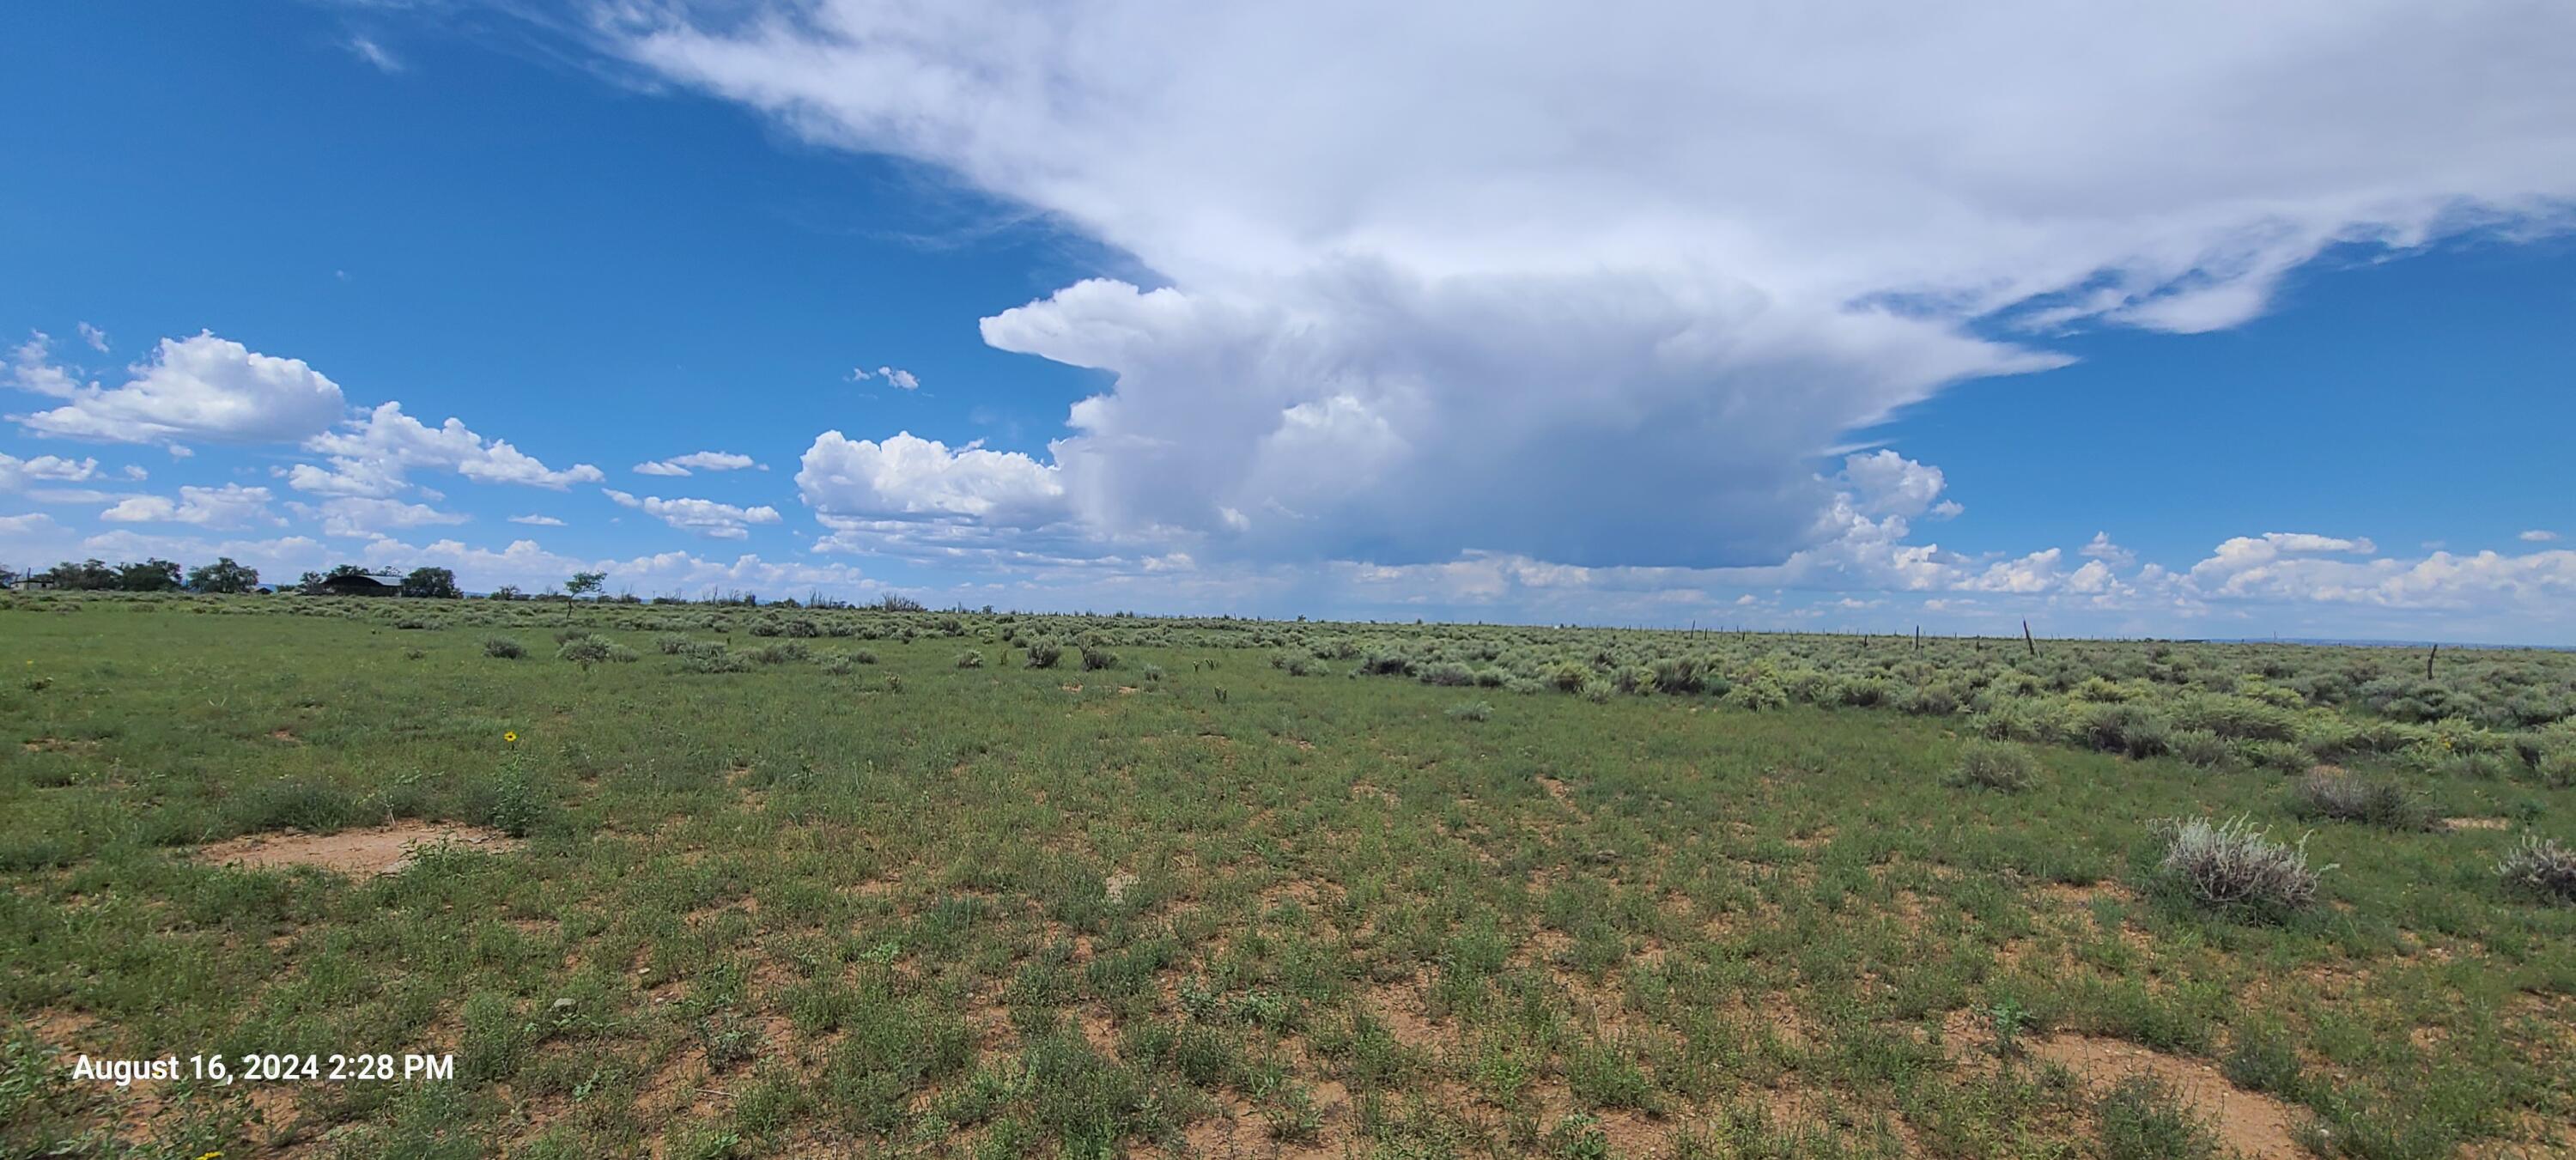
0,557,466,597
2,560,943,610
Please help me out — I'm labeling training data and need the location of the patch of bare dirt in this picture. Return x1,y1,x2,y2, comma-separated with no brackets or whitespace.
2033,879,2136,908
1536,774,1573,805
22,736,98,753
2026,1033,2307,1159
195,822,521,877
21,1007,98,1048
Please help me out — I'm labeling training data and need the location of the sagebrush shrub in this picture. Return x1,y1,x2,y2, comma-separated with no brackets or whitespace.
2237,738,2313,774
2289,768,2429,830
1080,646,1118,671
2154,816,2331,917
2081,702,2172,758
2495,836,2576,905
483,636,526,659
1951,741,2039,792
677,647,750,673
955,650,985,669
1897,683,1959,716
2170,729,2230,768
557,637,634,665
1419,662,1475,687
1446,701,1492,722
1024,641,1063,669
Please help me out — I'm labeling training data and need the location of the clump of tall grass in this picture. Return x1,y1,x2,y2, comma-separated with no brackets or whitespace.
1949,741,2039,792
2288,768,2430,830
2153,816,2331,918
2495,836,2576,905
1445,701,1492,722
2096,1076,2221,1160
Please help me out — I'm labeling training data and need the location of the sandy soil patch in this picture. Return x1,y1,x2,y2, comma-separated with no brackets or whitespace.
195,821,521,877
2028,1033,2306,1159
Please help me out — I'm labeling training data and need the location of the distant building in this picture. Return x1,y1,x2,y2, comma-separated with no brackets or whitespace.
314,573,400,597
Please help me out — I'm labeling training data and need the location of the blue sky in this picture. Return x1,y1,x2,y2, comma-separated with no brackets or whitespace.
3,2,2572,641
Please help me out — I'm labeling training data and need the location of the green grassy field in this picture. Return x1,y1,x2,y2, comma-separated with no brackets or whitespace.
3,593,2572,1158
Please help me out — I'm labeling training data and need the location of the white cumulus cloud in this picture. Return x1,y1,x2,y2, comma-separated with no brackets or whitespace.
289,496,471,539
12,332,348,445
602,488,783,539
635,450,762,476
296,402,605,495
852,366,920,390
99,483,281,530
798,430,1068,527
616,0,2576,569
0,452,105,489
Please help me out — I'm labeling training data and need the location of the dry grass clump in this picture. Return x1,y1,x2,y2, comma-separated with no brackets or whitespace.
1950,740,2040,792
2287,768,2432,830
2495,836,2576,905
2154,816,2331,917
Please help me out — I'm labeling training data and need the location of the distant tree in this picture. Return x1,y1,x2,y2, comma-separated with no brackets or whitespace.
873,592,927,613
326,563,372,580
38,559,118,591
295,570,328,594
399,566,462,599
186,557,260,594
565,571,606,598
489,584,524,601
113,559,183,592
